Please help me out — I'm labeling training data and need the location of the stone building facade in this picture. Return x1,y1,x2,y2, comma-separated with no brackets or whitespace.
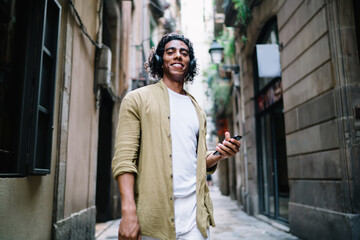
216,0,359,239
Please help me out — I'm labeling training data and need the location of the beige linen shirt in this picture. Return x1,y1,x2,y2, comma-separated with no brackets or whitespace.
112,80,216,240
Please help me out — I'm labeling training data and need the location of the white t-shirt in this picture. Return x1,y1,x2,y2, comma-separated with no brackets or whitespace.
168,88,199,197
168,88,200,237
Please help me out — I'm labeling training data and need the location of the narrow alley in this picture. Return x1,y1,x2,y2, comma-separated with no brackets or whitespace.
1,0,359,239
95,185,299,240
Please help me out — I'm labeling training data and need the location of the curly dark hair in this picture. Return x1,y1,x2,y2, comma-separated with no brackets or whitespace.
145,33,198,83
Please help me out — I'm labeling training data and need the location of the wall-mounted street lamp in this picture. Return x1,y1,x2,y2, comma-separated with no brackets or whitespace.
209,39,224,64
209,39,240,79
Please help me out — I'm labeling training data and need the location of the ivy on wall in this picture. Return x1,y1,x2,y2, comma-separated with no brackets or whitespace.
205,63,232,120
216,30,235,61
231,0,251,43
232,0,251,26
205,28,236,119
205,0,252,133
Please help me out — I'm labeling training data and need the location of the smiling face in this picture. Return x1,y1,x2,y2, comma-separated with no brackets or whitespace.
162,40,190,83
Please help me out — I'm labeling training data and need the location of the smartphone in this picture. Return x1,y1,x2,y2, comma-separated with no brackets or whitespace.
213,135,242,155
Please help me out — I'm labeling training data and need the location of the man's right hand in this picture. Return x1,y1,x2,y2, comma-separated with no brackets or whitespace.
118,210,141,240
116,173,140,239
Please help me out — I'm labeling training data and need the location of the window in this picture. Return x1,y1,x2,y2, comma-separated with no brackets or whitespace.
0,0,61,176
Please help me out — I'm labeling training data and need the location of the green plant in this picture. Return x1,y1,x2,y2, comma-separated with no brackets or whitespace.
216,29,235,61
204,64,218,89
241,35,247,43
232,0,251,26
204,64,232,119
212,81,231,107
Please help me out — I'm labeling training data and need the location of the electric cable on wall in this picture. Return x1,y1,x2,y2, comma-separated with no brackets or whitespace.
68,0,102,49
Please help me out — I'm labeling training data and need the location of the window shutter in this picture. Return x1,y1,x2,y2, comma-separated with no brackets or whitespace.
28,0,61,174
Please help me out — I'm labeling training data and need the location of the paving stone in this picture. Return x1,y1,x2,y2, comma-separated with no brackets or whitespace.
95,219,120,240
95,187,299,240
210,187,298,240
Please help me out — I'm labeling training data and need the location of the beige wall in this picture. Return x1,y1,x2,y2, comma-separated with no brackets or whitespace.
0,175,56,239
64,0,100,218
120,2,132,94
1,0,165,238
129,0,151,86
0,0,68,237
129,0,141,86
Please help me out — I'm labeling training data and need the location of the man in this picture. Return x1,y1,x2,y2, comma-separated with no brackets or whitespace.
112,33,241,240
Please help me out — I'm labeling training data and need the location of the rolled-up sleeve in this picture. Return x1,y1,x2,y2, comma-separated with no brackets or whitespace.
206,151,217,174
112,95,141,179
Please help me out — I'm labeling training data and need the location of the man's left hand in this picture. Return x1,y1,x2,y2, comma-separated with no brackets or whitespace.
215,132,241,159
206,132,241,170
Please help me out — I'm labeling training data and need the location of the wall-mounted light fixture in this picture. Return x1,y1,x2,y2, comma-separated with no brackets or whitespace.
209,40,240,80
209,39,224,64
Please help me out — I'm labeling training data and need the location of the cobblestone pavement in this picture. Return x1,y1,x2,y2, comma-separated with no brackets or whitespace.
95,218,120,240
209,186,298,240
95,186,299,240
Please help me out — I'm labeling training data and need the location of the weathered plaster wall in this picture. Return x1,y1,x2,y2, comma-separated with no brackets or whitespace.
0,175,55,239
64,0,99,219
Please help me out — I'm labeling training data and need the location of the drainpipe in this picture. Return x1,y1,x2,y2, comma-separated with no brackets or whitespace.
242,117,250,214
240,73,250,214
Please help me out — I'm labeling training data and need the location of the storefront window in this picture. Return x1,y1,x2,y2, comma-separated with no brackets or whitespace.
254,17,289,222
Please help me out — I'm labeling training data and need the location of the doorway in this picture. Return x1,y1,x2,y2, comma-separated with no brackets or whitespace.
256,95,289,221
95,89,114,222
253,17,289,222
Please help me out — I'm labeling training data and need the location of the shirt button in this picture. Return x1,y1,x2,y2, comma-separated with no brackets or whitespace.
170,174,173,178
171,218,174,222
169,154,172,158
168,116,170,119
168,134,171,138
170,196,173,200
